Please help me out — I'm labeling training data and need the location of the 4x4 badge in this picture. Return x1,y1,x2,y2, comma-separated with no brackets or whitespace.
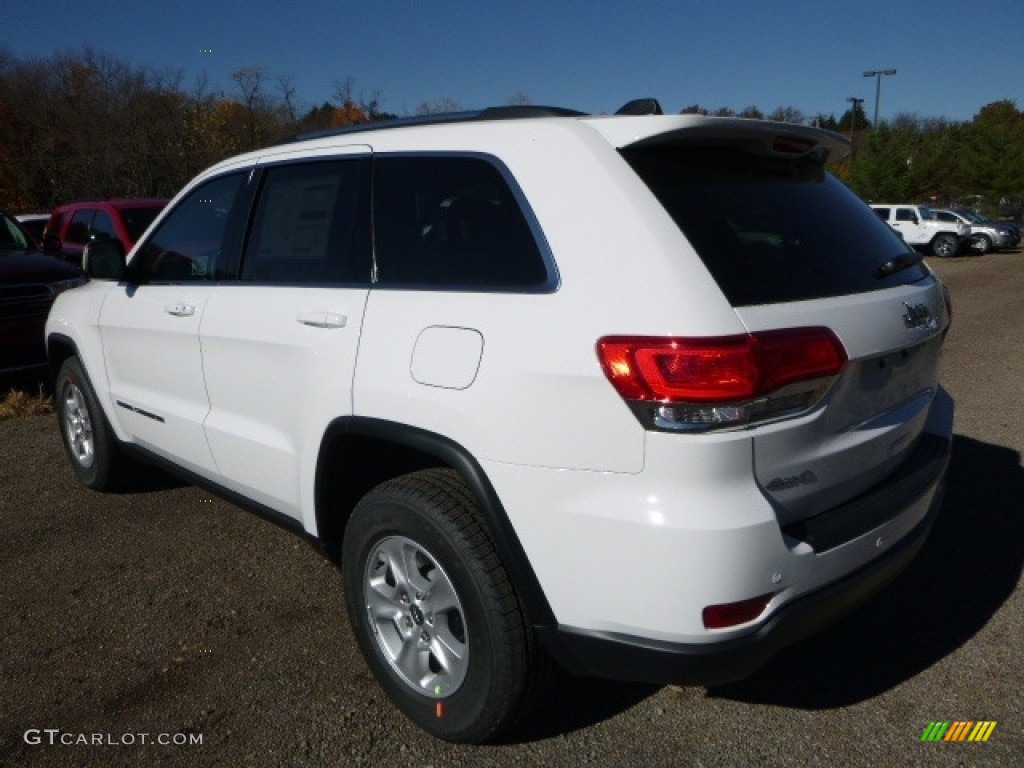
902,302,936,331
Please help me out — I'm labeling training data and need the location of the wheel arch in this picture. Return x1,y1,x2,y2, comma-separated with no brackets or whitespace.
46,332,80,378
314,416,557,627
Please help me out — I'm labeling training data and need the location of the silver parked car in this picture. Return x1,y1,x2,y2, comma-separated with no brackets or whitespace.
934,208,1020,254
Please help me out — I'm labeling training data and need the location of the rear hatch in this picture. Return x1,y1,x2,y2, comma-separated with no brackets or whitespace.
612,118,949,526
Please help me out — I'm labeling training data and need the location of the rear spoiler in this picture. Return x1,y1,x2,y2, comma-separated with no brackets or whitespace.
587,115,851,163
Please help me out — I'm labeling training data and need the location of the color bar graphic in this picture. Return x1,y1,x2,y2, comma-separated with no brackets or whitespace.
921,721,997,742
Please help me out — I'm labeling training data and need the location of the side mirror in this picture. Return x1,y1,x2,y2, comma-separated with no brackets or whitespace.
83,238,127,280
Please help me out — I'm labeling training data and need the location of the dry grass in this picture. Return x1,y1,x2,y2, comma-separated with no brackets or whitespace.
0,386,54,420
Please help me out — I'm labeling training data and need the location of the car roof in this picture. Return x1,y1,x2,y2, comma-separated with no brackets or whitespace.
54,198,168,210
202,106,849,180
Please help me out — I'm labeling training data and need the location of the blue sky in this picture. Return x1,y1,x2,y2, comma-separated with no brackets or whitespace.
4,0,1022,122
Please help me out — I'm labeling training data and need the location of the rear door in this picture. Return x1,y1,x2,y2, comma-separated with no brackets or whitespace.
199,149,372,522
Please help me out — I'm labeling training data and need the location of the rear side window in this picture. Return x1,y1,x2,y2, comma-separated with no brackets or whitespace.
91,210,116,239
241,159,371,284
373,155,551,290
622,147,929,306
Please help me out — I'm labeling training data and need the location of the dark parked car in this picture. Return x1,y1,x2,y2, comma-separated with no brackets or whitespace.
15,213,50,246
42,198,167,265
1,209,86,378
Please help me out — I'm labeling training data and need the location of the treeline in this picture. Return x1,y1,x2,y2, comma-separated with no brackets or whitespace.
0,49,401,210
845,102,1024,217
674,100,1024,218
2,48,1022,218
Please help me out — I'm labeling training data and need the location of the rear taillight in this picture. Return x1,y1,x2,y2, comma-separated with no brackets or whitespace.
597,328,847,432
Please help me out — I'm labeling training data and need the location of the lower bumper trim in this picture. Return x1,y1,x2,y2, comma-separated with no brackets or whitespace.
537,476,945,687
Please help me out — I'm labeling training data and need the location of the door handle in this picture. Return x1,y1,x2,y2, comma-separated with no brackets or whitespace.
164,304,196,317
297,311,347,329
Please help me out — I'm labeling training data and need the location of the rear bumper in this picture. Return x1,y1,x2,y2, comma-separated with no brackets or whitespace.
538,433,950,687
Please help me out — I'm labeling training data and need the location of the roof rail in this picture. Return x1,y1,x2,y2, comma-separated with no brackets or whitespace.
272,104,588,146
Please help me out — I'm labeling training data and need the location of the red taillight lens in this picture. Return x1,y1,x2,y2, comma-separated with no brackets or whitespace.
702,593,776,629
772,135,816,154
756,328,848,393
597,328,847,404
634,337,757,401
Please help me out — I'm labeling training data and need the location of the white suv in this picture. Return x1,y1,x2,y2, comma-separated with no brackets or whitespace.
870,203,969,256
47,103,954,743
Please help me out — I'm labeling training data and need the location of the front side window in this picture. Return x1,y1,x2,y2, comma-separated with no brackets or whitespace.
240,159,371,284
65,210,94,245
0,213,32,251
623,146,928,306
373,155,550,290
134,173,247,281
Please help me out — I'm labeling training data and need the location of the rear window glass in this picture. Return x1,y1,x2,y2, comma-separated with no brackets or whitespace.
621,147,929,306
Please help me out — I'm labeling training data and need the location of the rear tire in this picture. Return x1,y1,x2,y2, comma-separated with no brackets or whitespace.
341,468,550,743
55,357,126,490
930,234,959,258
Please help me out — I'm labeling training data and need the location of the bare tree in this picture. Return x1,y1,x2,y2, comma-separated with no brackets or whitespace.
277,74,298,125
332,76,356,106
231,66,266,146
507,90,532,107
415,98,461,115
768,106,806,125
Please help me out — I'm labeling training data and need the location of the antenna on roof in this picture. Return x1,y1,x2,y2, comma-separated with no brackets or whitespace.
615,98,664,116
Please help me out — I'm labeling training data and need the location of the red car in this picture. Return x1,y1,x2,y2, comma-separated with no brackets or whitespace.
42,198,167,265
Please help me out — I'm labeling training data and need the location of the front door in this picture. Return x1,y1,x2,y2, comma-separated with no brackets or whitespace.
98,171,251,476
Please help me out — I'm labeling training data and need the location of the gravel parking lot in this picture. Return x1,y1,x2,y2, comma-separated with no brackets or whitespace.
1,252,1022,767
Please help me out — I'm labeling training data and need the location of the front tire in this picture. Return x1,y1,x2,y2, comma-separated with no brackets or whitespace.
341,469,548,743
55,357,126,490
968,234,992,255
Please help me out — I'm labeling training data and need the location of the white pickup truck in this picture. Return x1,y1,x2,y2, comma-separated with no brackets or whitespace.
870,204,969,257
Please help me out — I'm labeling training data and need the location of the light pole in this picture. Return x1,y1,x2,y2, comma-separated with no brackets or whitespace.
863,69,896,126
